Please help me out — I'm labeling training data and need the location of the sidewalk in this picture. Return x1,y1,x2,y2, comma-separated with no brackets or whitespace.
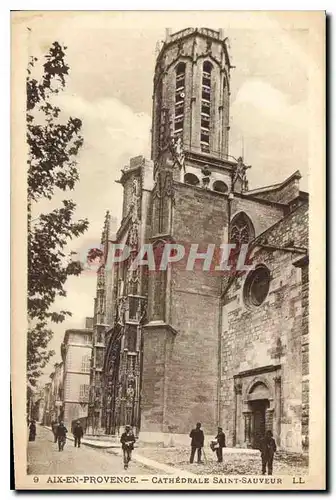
44,426,119,448
43,426,196,477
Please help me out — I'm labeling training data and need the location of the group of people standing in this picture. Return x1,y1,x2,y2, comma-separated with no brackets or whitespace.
28,417,84,451
28,417,277,475
189,423,277,475
189,422,226,464
51,420,84,451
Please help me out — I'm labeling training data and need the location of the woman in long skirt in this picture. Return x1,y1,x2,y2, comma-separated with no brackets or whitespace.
28,420,36,441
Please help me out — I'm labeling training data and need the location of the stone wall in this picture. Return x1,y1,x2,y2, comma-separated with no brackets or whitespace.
256,202,309,248
220,203,308,452
140,183,309,441
169,183,230,434
231,195,286,238
141,325,171,432
221,249,303,451
301,264,309,451
142,182,230,434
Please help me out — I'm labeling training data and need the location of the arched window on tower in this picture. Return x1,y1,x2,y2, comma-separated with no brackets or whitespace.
174,62,186,136
201,61,213,153
230,212,255,247
184,173,200,186
213,180,228,193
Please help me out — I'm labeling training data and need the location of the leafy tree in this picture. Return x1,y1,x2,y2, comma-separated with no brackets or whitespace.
27,42,89,388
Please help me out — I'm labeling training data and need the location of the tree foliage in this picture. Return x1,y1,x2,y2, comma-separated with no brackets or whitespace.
27,323,54,385
27,42,89,387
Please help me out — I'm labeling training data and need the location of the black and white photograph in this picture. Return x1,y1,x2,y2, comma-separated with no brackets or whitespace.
11,10,325,491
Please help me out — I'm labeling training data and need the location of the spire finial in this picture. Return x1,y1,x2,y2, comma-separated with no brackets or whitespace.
101,210,111,244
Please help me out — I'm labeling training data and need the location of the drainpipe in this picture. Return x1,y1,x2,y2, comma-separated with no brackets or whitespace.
218,190,234,427
217,296,222,427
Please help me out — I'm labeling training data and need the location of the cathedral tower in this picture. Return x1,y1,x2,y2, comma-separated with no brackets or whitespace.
152,28,231,163
141,28,234,437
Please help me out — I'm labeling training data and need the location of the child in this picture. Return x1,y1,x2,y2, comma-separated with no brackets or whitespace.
214,427,226,463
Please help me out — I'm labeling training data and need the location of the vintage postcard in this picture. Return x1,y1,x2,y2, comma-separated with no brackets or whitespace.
11,10,326,491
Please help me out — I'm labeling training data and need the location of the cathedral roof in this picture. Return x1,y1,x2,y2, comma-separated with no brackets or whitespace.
246,170,302,195
251,201,309,254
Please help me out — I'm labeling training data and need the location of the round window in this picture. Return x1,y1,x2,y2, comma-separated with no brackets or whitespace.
244,266,271,306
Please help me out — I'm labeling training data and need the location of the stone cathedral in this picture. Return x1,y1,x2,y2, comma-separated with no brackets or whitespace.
88,28,309,453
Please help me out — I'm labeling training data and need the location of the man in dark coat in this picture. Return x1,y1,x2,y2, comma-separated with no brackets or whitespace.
214,427,226,463
259,430,277,475
56,421,68,451
120,425,136,470
189,422,204,464
73,420,84,448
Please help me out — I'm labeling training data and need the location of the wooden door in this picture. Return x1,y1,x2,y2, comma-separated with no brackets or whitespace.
251,400,266,449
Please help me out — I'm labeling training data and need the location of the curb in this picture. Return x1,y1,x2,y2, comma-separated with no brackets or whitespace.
73,438,120,450
43,426,120,449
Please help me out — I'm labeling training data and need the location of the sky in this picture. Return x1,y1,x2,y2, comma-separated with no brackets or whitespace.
19,11,318,384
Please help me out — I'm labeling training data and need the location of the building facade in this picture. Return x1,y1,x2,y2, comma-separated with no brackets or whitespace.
41,363,64,424
61,320,93,427
92,28,309,452
30,388,45,423
50,362,64,423
42,382,52,425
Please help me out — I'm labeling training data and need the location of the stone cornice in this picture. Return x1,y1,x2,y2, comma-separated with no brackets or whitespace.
233,364,281,379
143,320,178,336
185,150,235,172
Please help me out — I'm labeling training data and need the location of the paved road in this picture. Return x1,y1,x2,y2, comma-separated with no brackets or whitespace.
27,425,156,475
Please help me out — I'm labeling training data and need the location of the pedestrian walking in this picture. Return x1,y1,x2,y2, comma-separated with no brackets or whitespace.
73,420,84,448
120,425,136,470
259,430,277,475
213,426,226,463
56,421,68,452
28,420,36,442
189,422,204,464
51,420,58,443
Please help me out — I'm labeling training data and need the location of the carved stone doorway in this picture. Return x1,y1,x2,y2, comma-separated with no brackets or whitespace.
234,365,281,449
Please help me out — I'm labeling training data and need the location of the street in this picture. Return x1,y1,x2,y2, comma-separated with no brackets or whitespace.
27,425,157,475
27,426,309,477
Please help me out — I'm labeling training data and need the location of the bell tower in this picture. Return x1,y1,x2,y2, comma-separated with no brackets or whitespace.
151,27,231,163
140,29,235,436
